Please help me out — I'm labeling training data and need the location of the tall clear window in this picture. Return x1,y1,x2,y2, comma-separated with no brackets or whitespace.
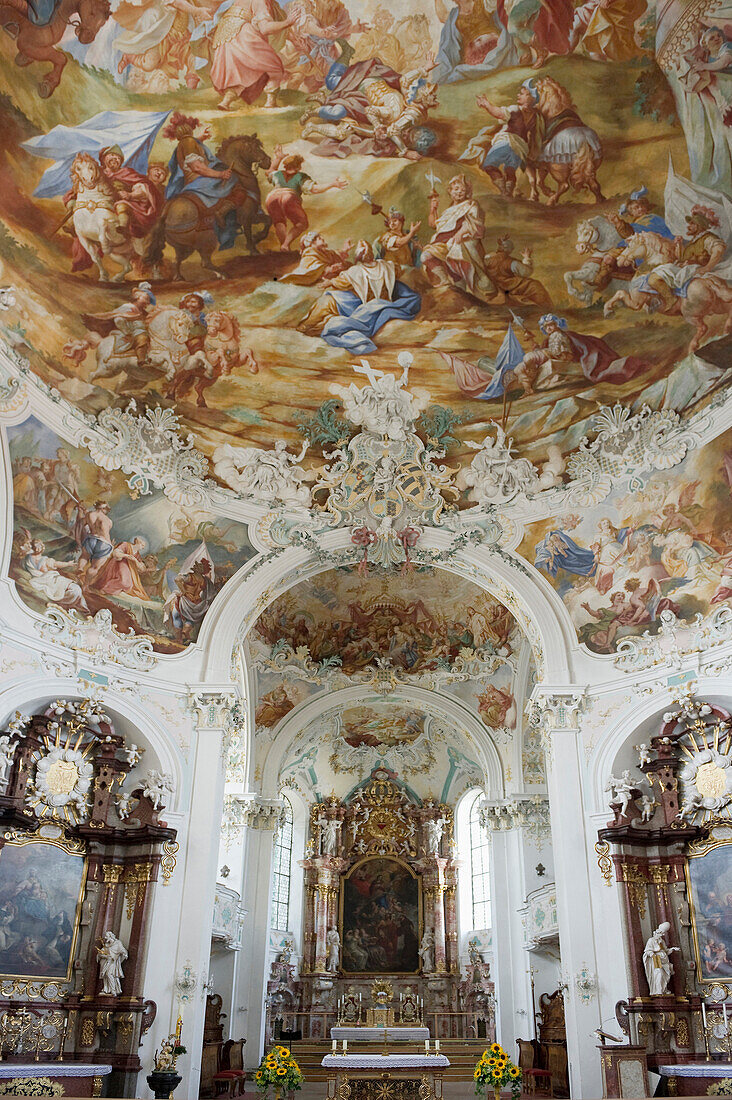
469,793,491,929
271,796,293,931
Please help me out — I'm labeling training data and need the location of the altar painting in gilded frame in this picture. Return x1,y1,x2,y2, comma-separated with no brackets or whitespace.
340,857,421,975
685,838,732,984
0,836,87,981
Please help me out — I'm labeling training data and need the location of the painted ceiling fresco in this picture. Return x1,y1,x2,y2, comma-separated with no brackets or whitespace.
518,426,732,654
250,567,519,673
7,416,255,650
276,696,485,801
1,0,731,480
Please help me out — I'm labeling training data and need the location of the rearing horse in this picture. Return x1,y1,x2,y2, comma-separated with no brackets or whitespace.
146,134,272,282
0,0,109,97
604,232,732,353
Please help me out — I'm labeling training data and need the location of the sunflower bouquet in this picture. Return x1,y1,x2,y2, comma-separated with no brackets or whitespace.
255,1045,304,1095
474,1042,522,1098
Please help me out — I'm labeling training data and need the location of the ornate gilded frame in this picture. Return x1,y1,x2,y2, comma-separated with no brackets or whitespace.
684,828,732,988
0,832,87,983
339,855,423,976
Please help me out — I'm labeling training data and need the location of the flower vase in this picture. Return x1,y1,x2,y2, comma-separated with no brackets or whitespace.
493,1088,501,1100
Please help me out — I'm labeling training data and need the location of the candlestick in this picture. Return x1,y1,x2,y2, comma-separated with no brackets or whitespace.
724,1004,728,1027
425,1040,429,1054
343,1040,348,1054
703,1002,708,1030
332,1040,337,1053
435,1040,440,1052
175,1016,182,1044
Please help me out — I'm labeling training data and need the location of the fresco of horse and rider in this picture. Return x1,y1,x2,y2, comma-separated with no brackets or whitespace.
1,0,732,656
0,0,730,462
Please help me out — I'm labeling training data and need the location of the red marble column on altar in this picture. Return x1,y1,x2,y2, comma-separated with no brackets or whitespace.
314,877,328,973
432,859,448,974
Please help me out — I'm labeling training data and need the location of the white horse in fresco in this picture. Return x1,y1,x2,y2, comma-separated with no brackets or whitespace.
87,306,208,384
68,152,133,282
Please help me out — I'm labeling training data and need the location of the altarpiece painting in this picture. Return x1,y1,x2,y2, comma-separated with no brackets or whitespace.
686,839,732,983
341,857,421,975
0,836,87,981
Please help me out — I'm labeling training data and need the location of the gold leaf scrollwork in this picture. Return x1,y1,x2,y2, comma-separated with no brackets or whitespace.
594,842,613,887
675,1017,690,1047
124,862,152,919
80,1017,96,1047
161,840,179,885
0,1078,64,1096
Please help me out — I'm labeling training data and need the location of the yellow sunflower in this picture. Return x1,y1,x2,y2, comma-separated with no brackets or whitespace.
509,1067,520,1079
490,1044,502,1055
487,1058,497,1067
276,1068,287,1076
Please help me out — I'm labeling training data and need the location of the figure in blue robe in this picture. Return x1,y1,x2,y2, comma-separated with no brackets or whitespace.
320,282,422,354
535,530,597,578
166,136,240,249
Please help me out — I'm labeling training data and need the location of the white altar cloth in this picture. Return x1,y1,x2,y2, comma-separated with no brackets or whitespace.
322,1055,450,1069
0,1065,113,1078
331,1028,430,1042
657,1064,732,1078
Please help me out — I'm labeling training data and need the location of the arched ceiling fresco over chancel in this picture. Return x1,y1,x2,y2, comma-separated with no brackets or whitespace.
1,0,732,674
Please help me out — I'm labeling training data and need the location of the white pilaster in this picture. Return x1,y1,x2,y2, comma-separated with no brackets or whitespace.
536,693,603,1099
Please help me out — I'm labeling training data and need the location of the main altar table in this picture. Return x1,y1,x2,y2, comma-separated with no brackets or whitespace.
322,1053,449,1100
331,1028,430,1042
0,1063,112,1096
655,1062,732,1096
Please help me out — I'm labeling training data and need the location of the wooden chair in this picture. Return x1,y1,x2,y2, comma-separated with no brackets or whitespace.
213,1038,247,1097
200,1039,223,1098
517,1038,553,1096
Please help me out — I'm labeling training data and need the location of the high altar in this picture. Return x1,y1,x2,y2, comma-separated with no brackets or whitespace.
266,770,494,1042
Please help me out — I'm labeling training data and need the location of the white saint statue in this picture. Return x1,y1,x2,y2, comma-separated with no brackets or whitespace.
642,922,679,995
419,930,435,973
326,928,341,973
0,736,16,785
605,770,636,818
97,930,128,996
426,817,446,856
321,818,341,856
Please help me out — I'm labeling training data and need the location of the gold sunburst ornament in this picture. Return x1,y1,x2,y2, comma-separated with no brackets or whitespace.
26,701,102,825
670,700,732,824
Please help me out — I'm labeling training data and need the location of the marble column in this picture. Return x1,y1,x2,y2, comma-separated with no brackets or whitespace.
433,876,447,974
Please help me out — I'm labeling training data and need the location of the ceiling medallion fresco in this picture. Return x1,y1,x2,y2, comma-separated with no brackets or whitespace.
249,567,519,675
276,697,485,801
1,0,732,662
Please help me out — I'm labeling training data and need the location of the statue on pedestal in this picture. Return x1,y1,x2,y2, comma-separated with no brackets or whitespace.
326,928,341,974
321,818,341,856
642,922,679,995
96,930,128,996
419,930,435,973
605,771,637,819
426,817,446,856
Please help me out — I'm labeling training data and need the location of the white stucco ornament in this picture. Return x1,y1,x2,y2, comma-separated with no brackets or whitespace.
32,745,93,820
330,354,427,441
213,439,312,508
141,770,175,811
679,746,732,819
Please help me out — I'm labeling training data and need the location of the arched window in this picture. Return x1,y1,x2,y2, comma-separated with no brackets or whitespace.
469,793,491,930
271,796,294,931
